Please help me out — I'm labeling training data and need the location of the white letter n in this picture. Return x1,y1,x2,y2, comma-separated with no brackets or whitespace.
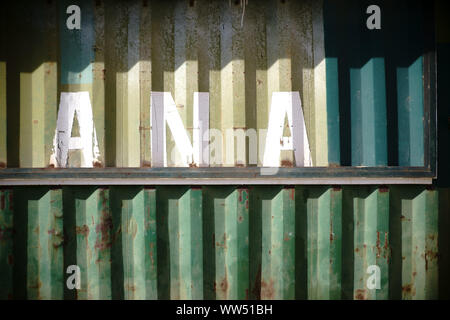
151,92,209,167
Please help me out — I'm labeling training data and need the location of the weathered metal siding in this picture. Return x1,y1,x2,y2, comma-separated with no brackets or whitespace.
0,186,448,300
1,0,430,168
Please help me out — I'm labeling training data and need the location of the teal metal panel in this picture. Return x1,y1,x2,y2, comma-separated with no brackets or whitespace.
351,58,388,166
325,58,340,166
397,57,425,166
59,0,94,85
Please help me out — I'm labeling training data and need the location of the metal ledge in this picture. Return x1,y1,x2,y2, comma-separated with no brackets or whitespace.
0,167,435,185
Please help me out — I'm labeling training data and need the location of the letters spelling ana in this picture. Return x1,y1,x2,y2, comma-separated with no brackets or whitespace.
50,91,313,168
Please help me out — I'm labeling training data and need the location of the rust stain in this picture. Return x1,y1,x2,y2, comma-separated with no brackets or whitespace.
402,284,415,296
261,278,275,300
252,265,262,299
238,215,243,223
237,188,243,202
93,161,103,168
245,199,249,209
94,210,113,250
28,280,42,290
284,232,290,241
379,186,389,193
376,231,381,258
0,162,6,168
289,188,295,200
424,249,438,271
141,160,152,168
355,289,367,300
76,225,90,237
150,242,155,266
281,160,293,167
7,254,13,265
216,233,227,250
219,269,229,296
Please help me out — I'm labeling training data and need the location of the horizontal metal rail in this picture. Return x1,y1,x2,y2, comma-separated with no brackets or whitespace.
0,167,434,185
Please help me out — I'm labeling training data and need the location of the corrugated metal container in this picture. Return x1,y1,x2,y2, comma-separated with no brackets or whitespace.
0,186,448,300
0,0,434,168
0,0,449,300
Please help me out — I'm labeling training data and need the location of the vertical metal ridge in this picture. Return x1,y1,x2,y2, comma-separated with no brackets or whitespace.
69,188,112,299
306,187,342,299
259,187,295,299
397,57,425,166
351,187,389,300
350,59,388,166
204,187,250,299
26,188,63,299
0,189,13,299
111,187,157,299
391,186,439,300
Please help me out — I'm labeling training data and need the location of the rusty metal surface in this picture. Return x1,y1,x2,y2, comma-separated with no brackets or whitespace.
0,0,434,172
0,186,447,300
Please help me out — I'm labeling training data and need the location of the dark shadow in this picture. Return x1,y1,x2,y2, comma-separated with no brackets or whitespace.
294,187,307,299
155,186,192,299
341,186,355,299
323,0,433,166
109,186,143,300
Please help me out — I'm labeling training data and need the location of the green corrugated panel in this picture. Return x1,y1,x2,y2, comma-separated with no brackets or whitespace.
439,188,450,299
350,187,389,300
63,187,111,299
157,187,203,299
110,187,157,300
204,187,249,299
0,189,13,299
302,187,342,300
390,186,439,300
15,188,64,300
2,186,448,300
249,187,296,299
